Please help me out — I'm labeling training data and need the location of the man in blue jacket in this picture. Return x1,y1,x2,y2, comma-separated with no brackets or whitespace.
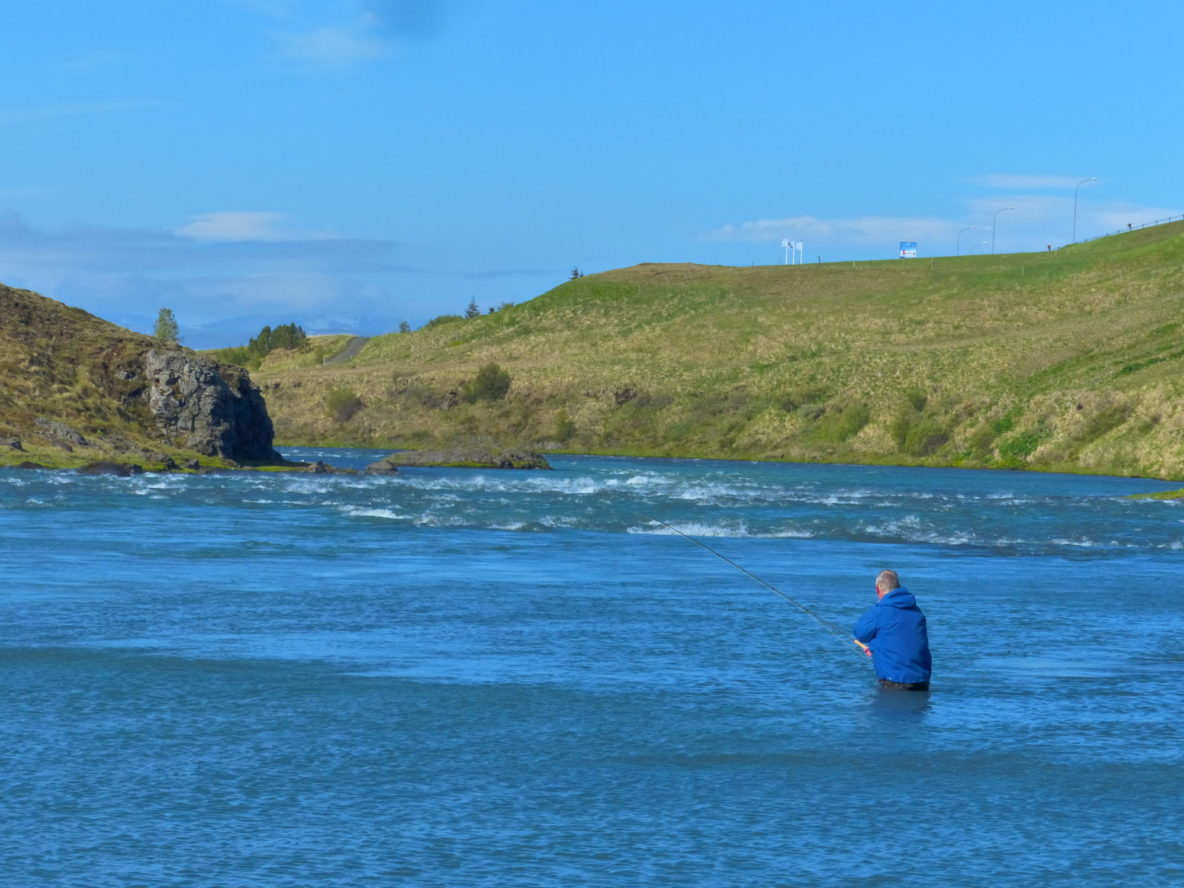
852,570,932,690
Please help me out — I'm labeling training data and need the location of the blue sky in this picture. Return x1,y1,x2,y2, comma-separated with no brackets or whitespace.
1,0,1181,347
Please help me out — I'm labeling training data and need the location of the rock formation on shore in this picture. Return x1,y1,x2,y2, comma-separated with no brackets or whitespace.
144,349,279,462
0,283,281,467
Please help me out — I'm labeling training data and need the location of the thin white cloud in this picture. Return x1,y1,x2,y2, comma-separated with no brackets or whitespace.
964,195,1180,227
1073,200,1182,234
272,22,391,71
975,174,1101,191
0,99,166,124
0,212,407,324
700,195,1183,258
174,210,337,242
702,214,959,245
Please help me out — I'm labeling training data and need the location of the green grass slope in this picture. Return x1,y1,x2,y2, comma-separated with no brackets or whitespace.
255,222,1184,479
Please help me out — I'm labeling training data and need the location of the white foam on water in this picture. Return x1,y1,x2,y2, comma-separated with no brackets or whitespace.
630,520,751,538
764,527,817,539
623,473,671,488
396,473,604,497
490,521,528,531
342,507,407,521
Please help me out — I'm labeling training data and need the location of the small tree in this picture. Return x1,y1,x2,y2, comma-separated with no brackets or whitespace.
154,308,181,344
465,298,481,319
463,362,511,403
569,267,584,280
398,320,411,334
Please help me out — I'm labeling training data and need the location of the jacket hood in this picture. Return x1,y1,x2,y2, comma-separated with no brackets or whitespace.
878,586,917,609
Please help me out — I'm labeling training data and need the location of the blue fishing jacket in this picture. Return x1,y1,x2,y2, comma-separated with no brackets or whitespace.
852,586,932,684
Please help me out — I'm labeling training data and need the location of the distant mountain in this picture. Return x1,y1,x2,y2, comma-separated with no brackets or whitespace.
250,222,1184,480
0,285,281,469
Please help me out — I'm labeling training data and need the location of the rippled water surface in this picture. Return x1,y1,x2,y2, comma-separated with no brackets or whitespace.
3,451,1183,886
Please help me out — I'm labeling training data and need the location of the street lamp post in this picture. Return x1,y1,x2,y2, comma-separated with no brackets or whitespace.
1073,177,1098,243
992,206,1014,254
967,241,989,254
958,225,977,256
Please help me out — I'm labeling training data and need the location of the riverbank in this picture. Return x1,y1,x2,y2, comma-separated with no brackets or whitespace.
253,222,1184,480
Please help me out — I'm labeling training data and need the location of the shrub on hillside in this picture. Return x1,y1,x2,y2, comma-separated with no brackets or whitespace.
997,428,1045,466
424,314,464,329
890,395,950,456
325,388,363,423
810,403,871,443
555,408,576,443
463,363,511,403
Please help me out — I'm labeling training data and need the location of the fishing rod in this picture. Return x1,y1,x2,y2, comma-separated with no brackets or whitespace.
643,513,868,660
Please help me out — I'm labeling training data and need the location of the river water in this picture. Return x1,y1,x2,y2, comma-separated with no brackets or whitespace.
2,450,1182,886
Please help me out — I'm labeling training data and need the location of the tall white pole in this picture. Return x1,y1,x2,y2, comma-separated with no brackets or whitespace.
1073,177,1097,243
958,225,976,256
992,206,1014,254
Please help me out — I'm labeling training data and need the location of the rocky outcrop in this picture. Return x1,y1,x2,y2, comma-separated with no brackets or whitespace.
0,284,285,469
34,418,89,449
370,447,552,470
364,458,401,475
144,350,281,463
76,462,145,476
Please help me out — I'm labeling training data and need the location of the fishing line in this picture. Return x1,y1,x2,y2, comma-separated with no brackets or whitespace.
643,513,865,659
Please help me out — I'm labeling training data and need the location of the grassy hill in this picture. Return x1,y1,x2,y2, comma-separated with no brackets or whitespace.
254,223,1184,479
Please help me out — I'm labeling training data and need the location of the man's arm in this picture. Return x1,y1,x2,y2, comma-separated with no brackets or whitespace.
851,608,878,644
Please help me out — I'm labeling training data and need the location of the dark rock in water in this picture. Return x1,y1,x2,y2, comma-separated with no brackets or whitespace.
382,448,552,470
144,350,281,464
295,460,356,475
34,418,89,448
15,461,48,470
183,459,202,471
364,458,401,475
76,462,145,477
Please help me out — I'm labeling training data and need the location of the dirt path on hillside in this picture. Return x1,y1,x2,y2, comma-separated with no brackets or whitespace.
323,336,369,364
